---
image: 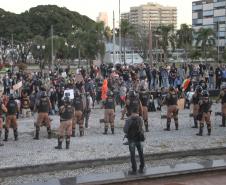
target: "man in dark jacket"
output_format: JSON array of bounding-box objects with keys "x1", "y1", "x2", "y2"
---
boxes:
[{"x1": 124, "y1": 113, "x2": 145, "y2": 175}]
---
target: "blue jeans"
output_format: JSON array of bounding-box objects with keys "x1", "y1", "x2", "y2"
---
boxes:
[{"x1": 129, "y1": 141, "x2": 145, "y2": 172}]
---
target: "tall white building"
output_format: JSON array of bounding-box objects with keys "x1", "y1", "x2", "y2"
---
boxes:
[
  {"x1": 192, "y1": 0, "x2": 226, "y2": 50},
  {"x1": 121, "y1": 3, "x2": 177, "y2": 31},
  {"x1": 96, "y1": 12, "x2": 108, "y2": 27}
]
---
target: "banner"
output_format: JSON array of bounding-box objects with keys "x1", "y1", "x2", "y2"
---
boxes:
[
  {"x1": 13, "y1": 81, "x2": 23, "y2": 91},
  {"x1": 63, "y1": 89, "x2": 74, "y2": 100}
]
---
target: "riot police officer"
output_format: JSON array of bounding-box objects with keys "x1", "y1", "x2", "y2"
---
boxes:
[
  {"x1": 196, "y1": 90, "x2": 212, "y2": 136},
  {"x1": 21, "y1": 92, "x2": 31, "y2": 118},
  {"x1": 4, "y1": 94, "x2": 19, "y2": 141},
  {"x1": 191, "y1": 85, "x2": 203, "y2": 128},
  {"x1": 121, "y1": 90, "x2": 143, "y2": 120},
  {"x1": 0, "y1": 97, "x2": 7, "y2": 146},
  {"x1": 139, "y1": 87, "x2": 150, "y2": 132},
  {"x1": 162, "y1": 87, "x2": 179, "y2": 131},
  {"x1": 55, "y1": 97, "x2": 74, "y2": 149},
  {"x1": 218, "y1": 83, "x2": 226, "y2": 127},
  {"x1": 103, "y1": 91, "x2": 115, "y2": 135},
  {"x1": 34, "y1": 91, "x2": 52, "y2": 140},
  {"x1": 72, "y1": 90, "x2": 84, "y2": 137}
]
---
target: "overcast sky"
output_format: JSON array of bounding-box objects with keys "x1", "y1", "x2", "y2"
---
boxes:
[{"x1": 0, "y1": 0, "x2": 194, "y2": 28}]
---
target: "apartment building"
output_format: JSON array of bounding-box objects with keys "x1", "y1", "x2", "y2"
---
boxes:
[
  {"x1": 192, "y1": 0, "x2": 226, "y2": 49},
  {"x1": 121, "y1": 3, "x2": 177, "y2": 31}
]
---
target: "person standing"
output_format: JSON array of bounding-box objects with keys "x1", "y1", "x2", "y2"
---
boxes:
[
  {"x1": 102, "y1": 91, "x2": 115, "y2": 135},
  {"x1": 139, "y1": 87, "x2": 150, "y2": 132},
  {"x1": 0, "y1": 97, "x2": 7, "y2": 146},
  {"x1": 4, "y1": 94, "x2": 19, "y2": 141},
  {"x1": 72, "y1": 90, "x2": 84, "y2": 137},
  {"x1": 55, "y1": 97, "x2": 74, "y2": 149},
  {"x1": 33, "y1": 91, "x2": 52, "y2": 140},
  {"x1": 84, "y1": 92, "x2": 93, "y2": 128},
  {"x1": 196, "y1": 90, "x2": 212, "y2": 136},
  {"x1": 162, "y1": 87, "x2": 179, "y2": 131},
  {"x1": 217, "y1": 84, "x2": 226, "y2": 127},
  {"x1": 191, "y1": 85, "x2": 203, "y2": 128},
  {"x1": 124, "y1": 112, "x2": 145, "y2": 175}
]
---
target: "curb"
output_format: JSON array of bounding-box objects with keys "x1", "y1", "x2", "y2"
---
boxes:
[{"x1": 1, "y1": 147, "x2": 226, "y2": 178}]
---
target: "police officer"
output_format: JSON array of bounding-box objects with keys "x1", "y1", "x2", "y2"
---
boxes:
[
  {"x1": 162, "y1": 87, "x2": 179, "y2": 131},
  {"x1": 84, "y1": 92, "x2": 93, "y2": 128},
  {"x1": 72, "y1": 90, "x2": 84, "y2": 137},
  {"x1": 191, "y1": 85, "x2": 203, "y2": 128},
  {"x1": 0, "y1": 97, "x2": 7, "y2": 146},
  {"x1": 55, "y1": 97, "x2": 74, "y2": 149},
  {"x1": 217, "y1": 83, "x2": 226, "y2": 127},
  {"x1": 196, "y1": 90, "x2": 212, "y2": 136},
  {"x1": 34, "y1": 91, "x2": 52, "y2": 140},
  {"x1": 4, "y1": 94, "x2": 19, "y2": 141},
  {"x1": 121, "y1": 90, "x2": 143, "y2": 120},
  {"x1": 139, "y1": 87, "x2": 150, "y2": 132},
  {"x1": 103, "y1": 91, "x2": 115, "y2": 135}
]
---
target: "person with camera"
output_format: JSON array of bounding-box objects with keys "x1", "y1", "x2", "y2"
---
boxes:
[{"x1": 123, "y1": 111, "x2": 145, "y2": 175}]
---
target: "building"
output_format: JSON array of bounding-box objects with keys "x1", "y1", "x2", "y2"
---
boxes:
[
  {"x1": 121, "y1": 3, "x2": 177, "y2": 31},
  {"x1": 192, "y1": 0, "x2": 226, "y2": 50},
  {"x1": 96, "y1": 12, "x2": 108, "y2": 27}
]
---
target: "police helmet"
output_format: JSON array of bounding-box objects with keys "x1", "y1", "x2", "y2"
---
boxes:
[
  {"x1": 195, "y1": 85, "x2": 203, "y2": 94},
  {"x1": 129, "y1": 90, "x2": 137, "y2": 97},
  {"x1": 168, "y1": 86, "x2": 175, "y2": 92},
  {"x1": 64, "y1": 96, "x2": 71, "y2": 104},
  {"x1": 41, "y1": 91, "x2": 47, "y2": 98},
  {"x1": 202, "y1": 90, "x2": 209, "y2": 97},
  {"x1": 9, "y1": 94, "x2": 14, "y2": 100},
  {"x1": 75, "y1": 89, "x2": 80, "y2": 96},
  {"x1": 107, "y1": 90, "x2": 113, "y2": 97}
]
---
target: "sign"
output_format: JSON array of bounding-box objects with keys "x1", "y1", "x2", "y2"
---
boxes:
[
  {"x1": 63, "y1": 89, "x2": 74, "y2": 100},
  {"x1": 13, "y1": 81, "x2": 23, "y2": 91},
  {"x1": 62, "y1": 72, "x2": 67, "y2": 78}
]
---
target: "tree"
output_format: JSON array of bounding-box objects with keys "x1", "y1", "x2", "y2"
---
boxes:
[
  {"x1": 195, "y1": 28, "x2": 215, "y2": 63},
  {"x1": 104, "y1": 26, "x2": 112, "y2": 42},
  {"x1": 156, "y1": 24, "x2": 175, "y2": 62},
  {"x1": 176, "y1": 24, "x2": 193, "y2": 60}
]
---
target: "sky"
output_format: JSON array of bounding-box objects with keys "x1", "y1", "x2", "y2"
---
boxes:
[{"x1": 0, "y1": 0, "x2": 194, "y2": 28}]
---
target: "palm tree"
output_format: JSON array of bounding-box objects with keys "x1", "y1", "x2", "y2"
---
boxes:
[
  {"x1": 176, "y1": 24, "x2": 193, "y2": 60},
  {"x1": 156, "y1": 24, "x2": 175, "y2": 62},
  {"x1": 120, "y1": 20, "x2": 135, "y2": 64},
  {"x1": 195, "y1": 28, "x2": 215, "y2": 63}
]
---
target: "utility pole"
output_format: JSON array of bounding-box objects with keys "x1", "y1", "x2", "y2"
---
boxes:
[
  {"x1": 148, "y1": 20, "x2": 153, "y2": 65},
  {"x1": 51, "y1": 25, "x2": 54, "y2": 71},
  {"x1": 217, "y1": 20, "x2": 220, "y2": 63},
  {"x1": 113, "y1": 11, "x2": 116, "y2": 64},
  {"x1": 119, "y1": 0, "x2": 122, "y2": 64}
]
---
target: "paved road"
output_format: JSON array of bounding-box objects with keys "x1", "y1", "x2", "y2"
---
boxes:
[{"x1": 111, "y1": 171, "x2": 226, "y2": 185}]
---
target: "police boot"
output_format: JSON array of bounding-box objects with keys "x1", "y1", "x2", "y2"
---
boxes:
[
  {"x1": 111, "y1": 127, "x2": 114, "y2": 134},
  {"x1": 207, "y1": 128, "x2": 211, "y2": 136},
  {"x1": 103, "y1": 128, "x2": 108, "y2": 135},
  {"x1": 33, "y1": 126, "x2": 40, "y2": 140},
  {"x1": 220, "y1": 116, "x2": 226, "y2": 127},
  {"x1": 175, "y1": 123, "x2": 179, "y2": 130},
  {"x1": 79, "y1": 130, "x2": 84, "y2": 137},
  {"x1": 145, "y1": 121, "x2": 149, "y2": 132},
  {"x1": 196, "y1": 127, "x2": 203, "y2": 136},
  {"x1": 192, "y1": 118, "x2": 198, "y2": 128},
  {"x1": 55, "y1": 137, "x2": 62, "y2": 149},
  {"x1": 3, "y1": 128, "x2": 9, "y2": 141},
  {"x1": 72, "y1": 129, "x2": 75, "y2": 137},
  {"x1": 66, "y1": 136, "x2": 70, "y2": 149},
  {"x1": 164, "y1": 122, "x2": 170, "y2": 131},
  {"x1": 14, "y1": 128, "x2": 18, "y2": 141},
  {"x1": 47, "y1": 127, "x2": 51, "y2": 139},
  {"x1": 0, "y1": 130, "x2": 4, "y2": 146}
]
